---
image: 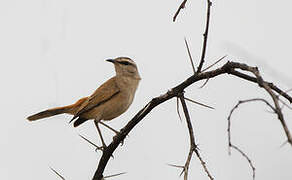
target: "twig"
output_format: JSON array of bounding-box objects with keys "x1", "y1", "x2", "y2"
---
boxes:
[
  {"x1": 179, "y1": 93, "x2": 214, "y2": 180},
  {"x1": 50, "y1": 166, "x2": 65, "y2": 180},
  {"x1": 227, "y1": 98, "x2": 274, "y2": 180},
  {"x1": 227, "y1": 98, "x2": 275, "y2": 153},
  {"x1": 179, "y1": 94, "x2": 194, "y2": 180},
  {"x1": 173, "y1": 0, "x2": 188, "y2": 22},
  {"x1": 230, "y1": 144, "x2": 256, "y2": 180},
  {"x1": 184, "y1": 38, "x2": 196, "y2": 74},
  {"x1": 197, "y1": 0, "x2": 212, "y2": 73}
]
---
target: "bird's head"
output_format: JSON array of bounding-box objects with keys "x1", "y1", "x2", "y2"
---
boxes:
[{"x1": 106, "y1": 57, "x2": 141, "y2": 80}]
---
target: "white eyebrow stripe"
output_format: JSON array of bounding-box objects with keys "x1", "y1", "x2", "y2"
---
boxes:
[{"x1": 116, "y1": 58, "x2": 136, "y2": 66}]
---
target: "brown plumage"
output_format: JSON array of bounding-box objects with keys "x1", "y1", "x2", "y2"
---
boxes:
[
  {"x1": 27, "y1": 97, "x2": 88, "y2": 121},
  {"x1": 27, "y1": 57, "x2": 141, "y2": 128}
]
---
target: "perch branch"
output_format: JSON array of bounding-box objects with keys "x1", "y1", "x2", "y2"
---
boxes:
[{"x1": 92, "y1": 61, "x2": 292, "y2": 180}]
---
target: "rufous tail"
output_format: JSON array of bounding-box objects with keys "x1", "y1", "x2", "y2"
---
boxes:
[{"x1": 27, "y1": 97, "x2": 87, "y2": 121}]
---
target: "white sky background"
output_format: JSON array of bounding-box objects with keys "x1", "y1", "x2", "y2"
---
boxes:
[{"x1": 0, "y1": 0, "x2": 292, "y2": 179}]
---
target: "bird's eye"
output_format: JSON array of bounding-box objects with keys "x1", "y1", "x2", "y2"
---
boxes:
[{"x1": 118, "y1": 61, "x2": 131, "y2": 65}]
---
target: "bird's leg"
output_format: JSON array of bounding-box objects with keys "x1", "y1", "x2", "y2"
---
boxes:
[
  {"x1": 99, "y1": 121, "x2": 128, "y2": 146},
  {"x1": 94, "y1": 120, "x2": 107, "y2": 149},
  {"x1": 99, "y1": 121, "x2": 120, "y2": 135}
]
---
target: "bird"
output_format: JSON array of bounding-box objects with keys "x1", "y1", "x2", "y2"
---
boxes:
[{"x1": 27, "y1": 57, "x2": 141, "y2": 147}]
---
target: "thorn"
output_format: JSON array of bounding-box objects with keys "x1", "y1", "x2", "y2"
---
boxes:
[
  {"x1": 279, "y1": 140, "x2": 288, "y2": 148},
  {"x1": 167, "y1": 163, "x2": 185, "y2": 177},
  {"x1": 176, "y1": 97, "x2": 183, "y2": 122},
  {"x1": 184, "y1": 97, "x2": 215, "y2": 109},
  {"x1": 78, "y1": 134, "x2": 103, "y2": 151},
  {"x1": 199, "y1": 77, "x2": 210, "y2": 89},
  {"x1": 167, "y1": 163, "x2": 185, "y2": 169},
  {"x1": 184, "y1": 38, "x2": 196, "y2": 74},
  {"x1": 104, "y1": 172, "x2": 127, "y2": 179},
  {"x1": 49, "y1": 166, "x2": 65, "y2": 180},
  {"x1": 179, "y1": 168, "x2": 185, "y2": 177},
  {"x1": 202, "y1": 55, "x2": 227, "y2": 72}
]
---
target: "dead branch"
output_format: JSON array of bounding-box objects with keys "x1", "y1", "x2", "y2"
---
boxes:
[
  {"x1": 227, "y1": 98, "x2": 275, "y2": 180},
  {"x1": 232, "y1": 65, "x2": 292, "y2": 144},
  {"x1": 179, "y1": 93, "x2": 214, "y2": 180},
  {"x1": 92, "y1": 61, "x2": 292, "y2": 180},
  {"x1": 178, "y1": 93, "x2": 196, "y2": 180},
  {"x1": 91, "y1": 1, "x2": 292, "y2": 179},
  {"x1": 230, "y1": 144, "x2": 256, "y2": 180}
]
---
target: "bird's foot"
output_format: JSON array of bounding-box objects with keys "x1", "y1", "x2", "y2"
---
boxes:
[{"x1": 112, "y1": 132, "x2": 129, "y2": 146}]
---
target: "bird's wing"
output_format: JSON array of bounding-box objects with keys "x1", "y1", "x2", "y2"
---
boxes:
[{"x1": 70, "y1": 77, "x2": 120, "y2": 122}]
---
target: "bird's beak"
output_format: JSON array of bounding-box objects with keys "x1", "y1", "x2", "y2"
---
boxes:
[{"x1": 106, "y1": 59, "x2": 115, "y2": 63}]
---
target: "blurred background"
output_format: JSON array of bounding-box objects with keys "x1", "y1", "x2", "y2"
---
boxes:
[{"x1": 0, "y1": 0, "x2": 292, "y2": 179}]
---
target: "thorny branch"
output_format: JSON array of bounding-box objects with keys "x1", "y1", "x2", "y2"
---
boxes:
[
  {"x1": 173, "y1": 0, "x2": 213, "y2": 72},
  {"x1": 92, "y1": 61, "x2": 292, "y2": 180},
  {"x1": 178, "y1": 93, "x2": 195, "y2": 180},
  {"x1": 197, "y1": 0, "x2": 212, "y2": 73},
  {"x1": 179, "y1": 93, "x2": 214, "y2": 180},
  {"x1": 227, "y1": 98, "x2": 275, "y2": 180},
  {"x1": 90, "y1": 1, "x2": 292, "y2": 180},
  {"x1": 229, "y1": 144, "x2": 256, "y2": 180},
  {"x1": 231, "y1": 65, "x2": 292, "y2": 145}
]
